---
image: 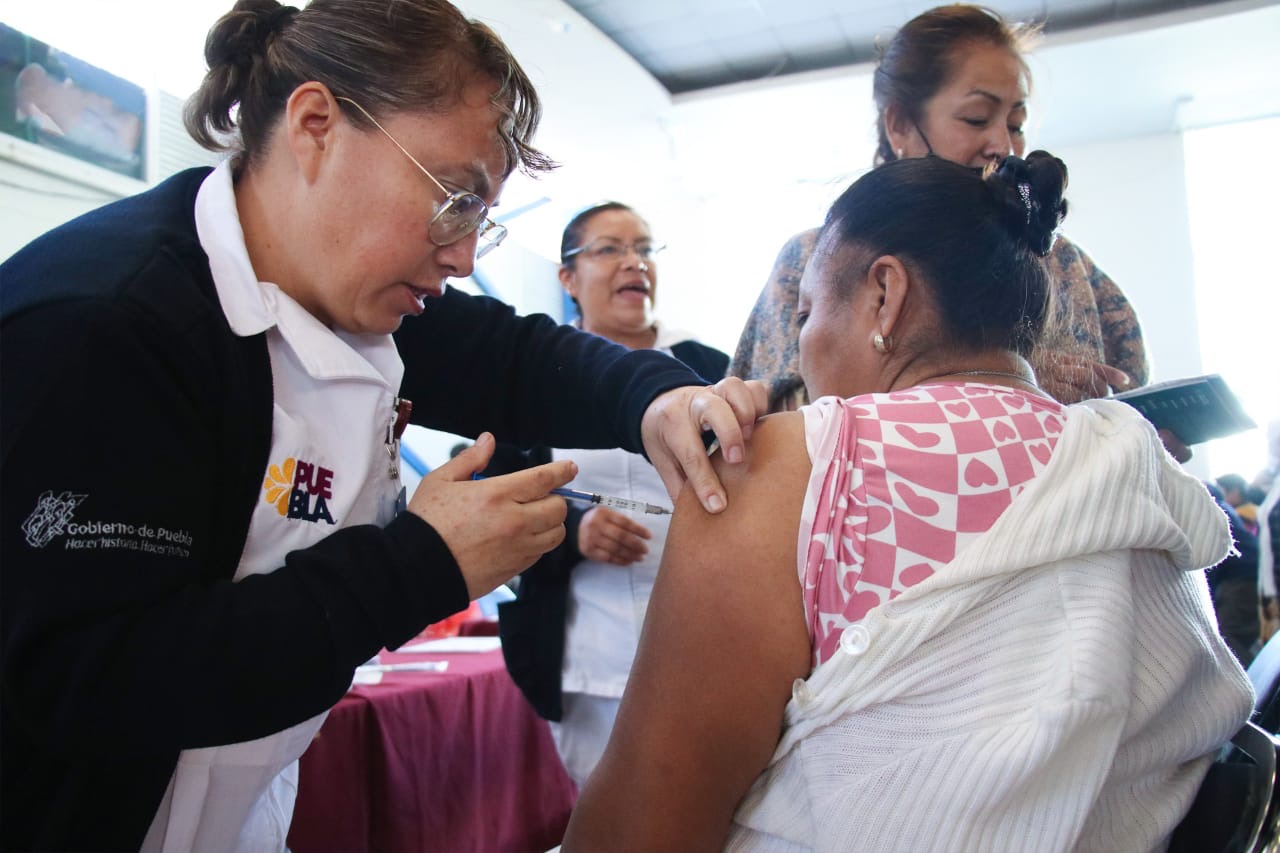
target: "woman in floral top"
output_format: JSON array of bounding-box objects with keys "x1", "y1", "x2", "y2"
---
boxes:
[{"x1": 731, "y1": 4, "x2": 1149, "y2": 413}]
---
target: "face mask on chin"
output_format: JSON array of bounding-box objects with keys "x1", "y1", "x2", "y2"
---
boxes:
[{"x1": 910, "y1": 121, "x2": 998, "y2": 176}]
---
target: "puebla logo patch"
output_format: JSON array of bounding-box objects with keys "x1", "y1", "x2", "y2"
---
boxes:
[{"x1": 264, "y1": 457, "x2": 337, "y2": 525}]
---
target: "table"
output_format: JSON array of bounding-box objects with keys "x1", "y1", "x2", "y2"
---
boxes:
[
  {"x1": 458, "y1": 618, "x2": 499, "y2": 637},
  {"x1": 287, "y1": 646, "x2": 577, "y2": 853}
]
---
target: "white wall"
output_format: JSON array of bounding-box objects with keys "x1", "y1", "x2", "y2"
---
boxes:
[
  {"x1": 1045, "y1": 132, "x2": 1201, "y2": 385},
  {"x1": 658, "y1": 70, "x2": 879, "y2": 355},
  {"x1": 1042, "y1": 132, "x2": 1213, "y2": 478},
  {"x1": 1182, "y1": 117, "x2": 1280, "y2": 481},
  {"x1": 0, "y1": 147, "x2": 130, "y2": 260},
  {"x1": 455, "y1": 0, "x2": 681, "y2": 269}
]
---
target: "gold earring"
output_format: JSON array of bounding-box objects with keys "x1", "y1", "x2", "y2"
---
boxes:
[{"x1": 873, "y1": 333, "x2": 893, "y2": 354}]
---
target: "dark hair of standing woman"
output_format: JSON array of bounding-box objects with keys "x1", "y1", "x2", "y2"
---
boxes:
[
  {"x1": 872, "y1": 5, "x2": 1041, "y2": 166},
  {"x1": 184, "y1": 0, "x2": 553, "y2": 177},
  {"x1": 820, "y1": 150, "x2": 1068, "y2": 357}
]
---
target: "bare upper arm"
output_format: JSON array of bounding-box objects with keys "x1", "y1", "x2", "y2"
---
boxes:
[{"x1": 563, "y1": 412, "x2": 813, "y2": 852}]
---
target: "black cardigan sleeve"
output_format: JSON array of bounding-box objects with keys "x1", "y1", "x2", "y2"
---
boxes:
[{"x1": 393, "y1": 287, "x2": 707, "y2": 453}]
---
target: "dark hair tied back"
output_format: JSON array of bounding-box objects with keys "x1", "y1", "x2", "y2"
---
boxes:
[
  {"x1": 187, "y1": 0, "x2": 297, "y2": 153},
  {"x1": 819, "y1": 152, "x2": 1070, "y2": 358},
  {"x1": 987, "y1": 151, "x2": 1068, "y2": 256},
  {"x1": 267, "y1": 4, "x2": 299, "y2": 31},
  {"x1": 204, "y1": 1, "x2": 294, "y2": 71}
]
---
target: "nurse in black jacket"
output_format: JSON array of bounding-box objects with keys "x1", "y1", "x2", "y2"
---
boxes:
[{"x1": 0, "y1": 2, "x2": 764, "y2": 850}]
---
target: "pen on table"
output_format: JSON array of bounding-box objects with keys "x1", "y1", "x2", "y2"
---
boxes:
[{"x1": 471, "y1": 474, "x2": 671, "y2": 516}]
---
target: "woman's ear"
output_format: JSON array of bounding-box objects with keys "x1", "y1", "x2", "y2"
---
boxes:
[
  {"x1": 883, "y1": 103, "x2": 913, "y2": 159},
  {"x1": 558, "y1": 264, "x2": 576, "y2": 297},
  {"x1": 283, "y1": 82, "x2": 341, "y2": 183},
  {"x1": 868, "y1": 255, "x2": 911, "y2": 341}
]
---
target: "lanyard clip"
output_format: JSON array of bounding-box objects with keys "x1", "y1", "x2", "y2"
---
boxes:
[
  {"x1": 386, "y1": 398, "x2": 413, "y2": 480},
  {"x1": 392, "y1": 398, "x2": 413, "y2": 440}
]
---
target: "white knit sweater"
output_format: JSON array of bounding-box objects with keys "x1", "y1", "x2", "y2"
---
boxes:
[{"x1": 727, "y1": 399, "x2": 1255, "y2": 853}]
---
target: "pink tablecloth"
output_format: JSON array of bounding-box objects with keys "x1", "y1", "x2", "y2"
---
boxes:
[{"x1": 287, "y1": 647, "x2": 576, "y2": 853}]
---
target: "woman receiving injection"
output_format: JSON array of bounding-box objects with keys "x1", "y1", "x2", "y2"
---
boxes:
[{"x1": 484, "y1": 202, "x2": 728, "y2": 787}]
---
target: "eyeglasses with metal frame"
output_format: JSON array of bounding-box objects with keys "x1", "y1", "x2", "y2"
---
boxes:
[
  {"x1": 336, "y1": 96, "x2": 507, "y2": 259},
  {"x1": 562, "y1": 239, "x2": 666, "y2": 264}
]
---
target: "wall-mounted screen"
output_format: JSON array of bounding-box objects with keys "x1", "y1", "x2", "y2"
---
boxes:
[{"x1": 1, "y1": 22, "x2": 146, "y2": 180}]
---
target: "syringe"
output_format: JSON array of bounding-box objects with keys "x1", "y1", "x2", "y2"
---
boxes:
[
  {"x1": 551, "y1": 487, "x2": 671, "y2": 516},
  {"x1": 469, "y1": 474, "x2": 671, "y2": 515}
]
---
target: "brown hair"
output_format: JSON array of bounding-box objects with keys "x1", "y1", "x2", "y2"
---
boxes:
[
  {"x1": 184, "y1": 0, "x2": 553, "y2": 177},
  {"x1": 872, "y1": 5, "x2": 1040, "y2": 166}
]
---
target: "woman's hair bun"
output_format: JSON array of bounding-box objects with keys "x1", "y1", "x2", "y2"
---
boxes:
[
  {"x1": 204, "y1": 0, "x2": 297, "y2": 72},
  {"x1": 186, "y1": 0, "x2": 298, "y2": 151},
  {"x1": 988, "y1": 151, "x2": 1069, "y2": 256}
]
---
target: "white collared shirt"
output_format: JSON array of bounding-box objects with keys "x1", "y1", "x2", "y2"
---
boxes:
[
  {"x1": 197, "y1": 159, "x2": 406, "y2": 576},
  {"x1": 142, "y1": 160, "x2": 406, "y2": 853}
]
